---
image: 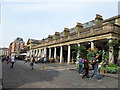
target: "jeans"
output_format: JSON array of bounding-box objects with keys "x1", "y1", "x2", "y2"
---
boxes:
[
  {"x1": 90, "y1": 63, "x2": 100, "y2": 80},
  {"x1": 11, "y1": 62, "x2": 14, "y2": 68},
  {"x1": 79, "y1": 65, "x2": 82, "y2": 74},
  {"x1": 82, "y1": 68, "x2": 89, "y2": 78}
]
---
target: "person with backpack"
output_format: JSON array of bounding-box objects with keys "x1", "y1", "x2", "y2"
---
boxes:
[
  {"x1": 90, "y1": 54, "x2": 101, "y2": 81},
  {"x1": 78, "y1": 57, "x2": 83, "y2": 75}
]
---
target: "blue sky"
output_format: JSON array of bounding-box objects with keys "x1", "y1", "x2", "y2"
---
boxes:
[{"x1": 0, "y1": 0, "x2": 119, "y2": 48}]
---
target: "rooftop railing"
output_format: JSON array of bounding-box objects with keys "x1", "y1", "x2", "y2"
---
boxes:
[{"x1": 32, "y1": 23, "x2": 120, "y2": 49}]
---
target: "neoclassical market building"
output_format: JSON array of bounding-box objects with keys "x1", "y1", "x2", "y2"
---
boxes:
[{"x1": 27, "y1": 14, "x2": 120, "y2": 64}]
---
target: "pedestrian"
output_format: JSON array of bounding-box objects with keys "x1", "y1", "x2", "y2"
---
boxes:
[
  {"x1": 30, "y1": 56, "x2": 35, "y2": 70},
  {"x1": 78, "y1": 57, "x2": 83, "y2": 75},
  {"x1": 2, "y1": 56, "x2": 6, "y2": 62},
  {"x1": 10, "y1": 56, "x2": 15, "y2": 68},
  {"x1": 82, "y1": 59, "x2": 89, "y2": 79},
  {"x1": 6, "y1": 56, "x2": 10, "y2": 64},
  {"x1": 24, "y1": 57, "x2": 28, "y2": 64},
  {"x1": 90, "y1": 54, "x2": 101, "y2": 80},
  {"x1": 43, "y1": 57, "x2": 47, "y2": 63},
  {"x1": 35, "y1": 57, "x2": 38, "y2": 64}
]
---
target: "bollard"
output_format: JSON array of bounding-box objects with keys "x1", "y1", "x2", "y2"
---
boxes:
[{"x1": 41, "y1": 64, "x2": 45, "y2": 71}]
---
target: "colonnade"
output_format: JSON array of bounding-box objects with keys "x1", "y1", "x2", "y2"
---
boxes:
[
  {"x1": 27, "y1": 39, "x2": 115, "y2": 64},
  {"x1": 27, "y1": 41, "x2": 98, "y2": 64}
]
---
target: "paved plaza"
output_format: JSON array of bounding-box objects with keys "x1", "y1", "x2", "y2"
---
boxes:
[{"x1": 2, "y1": 60, "x2": 119, "y2": 88}]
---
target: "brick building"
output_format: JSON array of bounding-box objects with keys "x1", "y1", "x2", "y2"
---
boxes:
[{"x1": 9, "y1": 37, "x2": 25, "y2": 56}]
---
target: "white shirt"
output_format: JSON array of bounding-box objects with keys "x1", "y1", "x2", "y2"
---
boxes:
[{"x1": 11, "y1": 57, "x2": 15, "y2": 62}]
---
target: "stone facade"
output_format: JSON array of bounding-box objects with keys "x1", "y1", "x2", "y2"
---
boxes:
[{"x1": 27, "y1": 14, "x2": 120, "y2": 64}]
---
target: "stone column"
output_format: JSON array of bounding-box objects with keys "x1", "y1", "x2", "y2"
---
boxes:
[
  {"x1": 41, "y1": 49, "x2": 43, "y2": 57},
  {"x1": 54, "y1": 47, "x2": 57, "y2": 60},
  {"x1": 44, "y1": 48, "x2": 47, "y2": 57},
  {"x1": 77, "y1": 43, "x2": 80, "y2": 59},
  {"x1": 117, "y1": 46, "x2": 120, "y2": 65},
  {"x1": 30, "y1": 50, "x2": 32, "y2": 57},
  {"x1": 91, "y1": 41, "x2": 94, "y2": 49},
  {"x1": 60, "y1": 46, "x2": 63, "y2": 63},
  {"x1": 67, "y1": 45, "x2": 71, "y2": 64},
  {"x1": 109, "y1": 39, "x2": 114, "y2": 64},
  {"x1": 49, "y1": 48, "x2": 51, "y2": 59}
]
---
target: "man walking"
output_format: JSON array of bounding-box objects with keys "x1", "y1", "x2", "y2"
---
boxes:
[
  {"x1": 90, "y1": 54, "x2": 101, "y2": 80},
  {"x1": 10, "y1": 56, "x2": 15, "y2": 68}
]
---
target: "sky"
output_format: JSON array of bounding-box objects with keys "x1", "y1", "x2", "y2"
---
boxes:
[{"x1": 0, "y1": 0, "x2": 119, "y2": 48}]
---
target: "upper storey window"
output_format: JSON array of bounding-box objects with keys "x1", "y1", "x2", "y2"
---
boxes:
[{"x1": 83, "y1": 20, "x2": 95, "y2": 28}]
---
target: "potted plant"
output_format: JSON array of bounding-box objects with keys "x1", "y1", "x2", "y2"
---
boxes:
[
  {"x1": 106, "y1": 64, "x2": 118, "y2": 74},
  {"x1": 99, "y1": 65, "x2": 106, "y2": 74}
]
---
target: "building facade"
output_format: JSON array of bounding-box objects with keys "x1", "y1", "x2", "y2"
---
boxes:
[
  {"x1": 27, "y1": 14, "x2": 120, "y2": 64},
  {"x1": 0, "y1": 48, "x2": 8, "y2": 56},
  {"x1": 9, "y1": 37, "x2": 25, "y2": 56}
]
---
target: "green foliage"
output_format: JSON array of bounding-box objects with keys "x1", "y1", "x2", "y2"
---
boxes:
[
  {"x1": 86, "y1": 48, "x2": 99, "y2": 62},
  {"x1": 106, "y1": 64, "x2": 118, "y2": 73},
  {"x1": 107, "y1": 39, "x2": 120, "y2": 47},
  {"x1": 73, "y1": 45, "x2": 87, "y2": 59}
]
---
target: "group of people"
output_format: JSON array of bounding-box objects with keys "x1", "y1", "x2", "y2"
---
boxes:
[
  {"x1": 1, "y1": 56, "x2": 15, "y2": 68},
  {"x1": 24, "y1": 56, "x2": 47, "y2": 70},
  {"x1": 78, "y1": 54, "x2": 101, "y2": 81}
]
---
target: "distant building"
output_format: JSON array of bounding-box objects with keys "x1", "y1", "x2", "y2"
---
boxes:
[
  {"x1": 0, "y1": 48, "x2": 8, "y2": 56},
  {"x1": 9, "y1": 37, "x2": 25, "y2": 56}
]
